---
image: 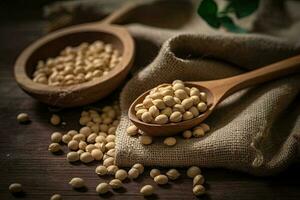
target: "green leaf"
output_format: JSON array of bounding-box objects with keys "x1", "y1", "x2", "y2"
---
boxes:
[
  {"x1": 231, "y1": 0, "x2": 259, "y2": 18},
  {"x1": 197, "y1": 0, "x2": 220, "y2": 28},
  {"x1": 219, "y1": 16, "x2": 247, "y2": 33}
]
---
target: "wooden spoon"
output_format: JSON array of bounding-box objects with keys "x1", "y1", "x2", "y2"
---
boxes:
[
  {"x1": 14, "y1": 3, "x2": 136, "y2": 107},
  {"x1": 129, "y1": 55, "x2": 300, "y2": 136}
]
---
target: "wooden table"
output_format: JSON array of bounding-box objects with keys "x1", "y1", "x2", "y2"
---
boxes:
[{"x1": 0, "y1": 3, "x2": 300, "y2": 200}]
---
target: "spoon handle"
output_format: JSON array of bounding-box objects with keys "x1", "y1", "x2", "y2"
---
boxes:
[
  {"x1": 201, "y1": 54, "x2": 300, "y2": 102},
  {"x1": 101, "y1": 2, "x2": 138, "y2": 25}
]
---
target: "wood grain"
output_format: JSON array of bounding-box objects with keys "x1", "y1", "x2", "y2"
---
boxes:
[{"x1": 0, "y1": 4, "x2": 300, "y2": 200}]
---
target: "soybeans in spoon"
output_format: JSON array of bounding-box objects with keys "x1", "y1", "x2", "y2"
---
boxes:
[
  {"x1": 134, "y1": 80, "x2": 208, "y2": 125},
  {"x1": 129, "y1": 55, "x2": 300, "y2": 136}
]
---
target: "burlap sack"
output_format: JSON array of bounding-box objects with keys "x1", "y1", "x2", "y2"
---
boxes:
[
  {"x1": 114, "y1": 1, "x2": 300, "y2": 176},
  {"x1": 116, "y1": 32, "x2": 300, "y2": 176},
  {"x1": 45, "y1": 0, "x2": 300, "y2": 175}
]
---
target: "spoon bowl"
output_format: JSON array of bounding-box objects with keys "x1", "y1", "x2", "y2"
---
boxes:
[
  {"x1": 129, "y1": 55, "x2": 300, "y2": 136},
  {"x1": 129, "y1": 83, "x2": 215, "y2": 136},
  {"x1": 14, "y1": 3, "x2": 136, "y2": 107}
]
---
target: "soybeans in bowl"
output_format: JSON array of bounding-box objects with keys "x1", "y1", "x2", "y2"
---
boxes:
[{"x1": 32, "y1": 40, "x2": 122, "y2": 87}]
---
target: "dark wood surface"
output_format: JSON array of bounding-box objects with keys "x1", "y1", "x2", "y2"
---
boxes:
[{"x1": 1, "y1": 3, "x2": 300, "y2": 200}]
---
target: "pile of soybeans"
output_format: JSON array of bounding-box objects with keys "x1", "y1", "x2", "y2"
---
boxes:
[
  {"x1": 32, "y1": 41, "x2": 122, "y2": 86},
  {"x1": 134, "y1": 80, "x2": 208, "y2": 124},
  {"x1": 12, "y1": 100, "x2": 208, "y2": 199}
]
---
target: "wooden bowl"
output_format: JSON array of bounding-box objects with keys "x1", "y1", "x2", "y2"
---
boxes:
[
  {"x1": 14, "y1": 24, "x2": 134, "y2": 107},
  {"x1": 14, "y1": 5, "x2": 135, "y2": 107}
]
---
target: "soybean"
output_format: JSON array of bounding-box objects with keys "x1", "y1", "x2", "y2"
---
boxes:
[
  {"x1": 109, "y1": 179, "x2": 123, "y2": 189},
  {"x1": 193, "y1": 174, "x2": 205, "y2": 186},
  {"x1": 67, "y1": 152, "x2": 79, "y2": 162},
  {"x1": 128, "y1": 168, "x2": 139, "y2": 179},
  {"x1": 166, "y1": 169, "x2": 180, "y2": 180},
  {"x1": 187, "y1": 166, "x2": 201, "y2": 178},
  {"x1": 115, "y1": 169, "x2": 127, "y2": 181},
  {"x1": 50, "y1": 114, "x2": 61, "y2": 125},
  {"x1": 96, "y1": 182, "x2": 109, "y2": 194},
  {"x1": 80, "y1": 152, "x2": 94, "y2": 163},
  {"x1": 140, "y1": 185, "x2": 154, "y2": 196},
  {"x1": 139, "y1": 135, "x2": 152, "y2": 145},
  {"x1": 51, "y1": 132, "x2": 62, "y2": 143},
  {"x1": 95, "y1": 165, "x2": 108, "y2": 176},
  {"x1": 193, "y1": 185, "x2": 205, "y2": 196},
  {"x1": 69, "y1": 178, "x2": 85, "y2": 189},
  {"x1": 154, "y1": 175, "x2": 168, "y2": 185},
  {"x1": 132, "y1": 163, "x2": 144, "y2": 174},
  {"x1": 48, "y1": 143, "x2": 61, "y2": 153},
  {"x1": 150, "y1": 169, "x2": 160, "y2": 178},
  {"x1": 17, "y1": 113, "x2": 30, "y2": 123},
  {"x1": 9, "y1": 183, "x2": 23, "y2": 194},
  {"x1": 107, "y1": 165, "x2": 119, "y2": 175},
  {"x1": 50, "y1": 194, "x2": 62, "y2": 200},
  {"x1": 163, "y1": 137, "x2": 177, "y2": 146}
]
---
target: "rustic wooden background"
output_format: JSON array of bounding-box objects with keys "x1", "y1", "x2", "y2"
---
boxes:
[{"x1": 0, "y1": 1, "x2": 300, "y2": 200}]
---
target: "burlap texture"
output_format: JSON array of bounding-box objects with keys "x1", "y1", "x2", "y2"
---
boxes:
[
  {"x1": 114, "y1": 1, "x2": 300, "y2": 176},
  {"x1": 45, "y1": 0, "x2": 300, "y2": 175}
]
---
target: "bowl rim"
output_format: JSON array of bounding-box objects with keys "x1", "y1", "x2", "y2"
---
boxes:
[{"x1": 14, "y1": 23, "x2": 135, "y2": 95}]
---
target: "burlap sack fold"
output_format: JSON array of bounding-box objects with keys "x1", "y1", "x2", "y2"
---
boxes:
[{"x1": 115, "y1": 32, "x2": 300, "y2": 175}]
